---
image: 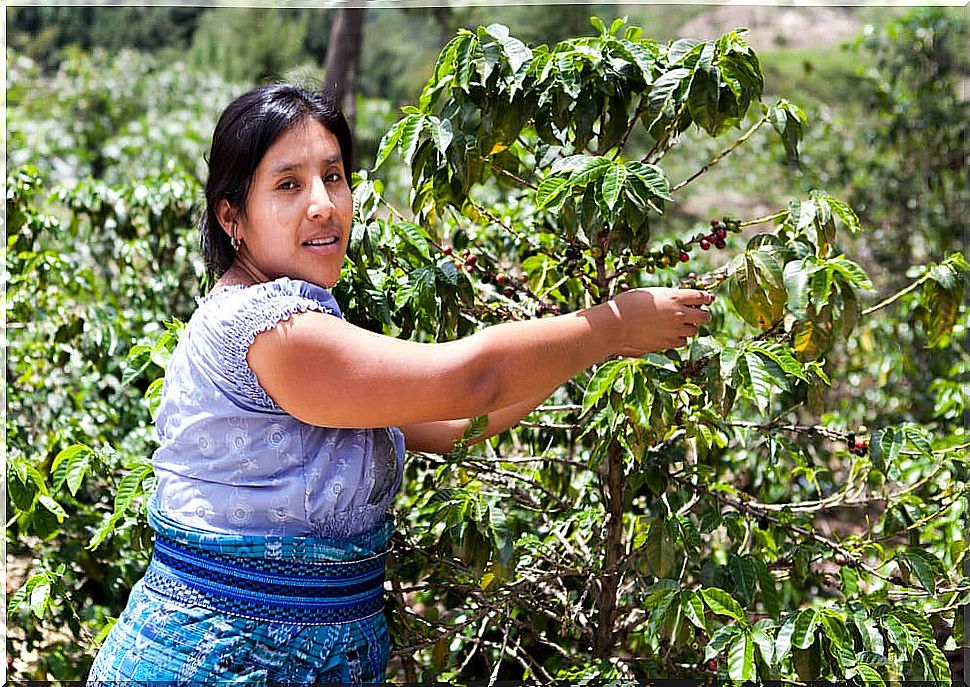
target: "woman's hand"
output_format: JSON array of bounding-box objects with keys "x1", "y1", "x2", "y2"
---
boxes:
[{"x1": 608, "y1": 287, "x2": 715, "y2": 357}]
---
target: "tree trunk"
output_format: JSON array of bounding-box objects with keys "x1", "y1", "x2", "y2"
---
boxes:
[
  {"x1": 322, "y1": 7, "x2": 365, "y2": 127},
  {"x1": 593, "y1": 439, "x2": 625, "y2": 657}
]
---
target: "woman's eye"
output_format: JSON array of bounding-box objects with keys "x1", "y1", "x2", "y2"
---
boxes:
[
  {"x1": 325, "y1": 172, "x2": 343, "y2": 183},
  {"x1": 278, "y1": 180, "x2": 298, "y2": 190}
]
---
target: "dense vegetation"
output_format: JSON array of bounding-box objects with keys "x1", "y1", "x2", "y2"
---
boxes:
[{"x1": 6, "y1": 7, "x2": 967, "y2": 682}]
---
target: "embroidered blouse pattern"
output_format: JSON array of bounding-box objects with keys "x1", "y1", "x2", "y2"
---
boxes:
[{"x1": 152, "y1": 277, "x2": 405, "y2": 539}]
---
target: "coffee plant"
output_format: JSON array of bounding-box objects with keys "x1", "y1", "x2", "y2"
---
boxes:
[{"x1": 6, "y1": 15, "x2": 967, "y2": 682}]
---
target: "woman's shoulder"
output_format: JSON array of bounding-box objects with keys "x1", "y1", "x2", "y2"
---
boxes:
[{"x1": 196, "y1": 276, "x2": 341, "y2": 320}]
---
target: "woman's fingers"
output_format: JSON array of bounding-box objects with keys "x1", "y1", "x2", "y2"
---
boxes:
[{"x1": 678, "y1": 288, "x2": 715, "y2": 306}]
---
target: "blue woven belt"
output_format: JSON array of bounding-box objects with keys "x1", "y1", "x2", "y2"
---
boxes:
[{"x1": 143, "y1": 534, "x2": 387, "y2": 625}]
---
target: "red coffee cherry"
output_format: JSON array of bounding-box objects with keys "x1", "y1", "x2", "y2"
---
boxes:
[
  {"x1": 699, "y1": 239, "x2": 711, "y2": 250},
  {"x1": 714, "y1": 238, "x2": 727, "y2": 250},
  {"x1": 679, "y1": 252, "x2": 689, "y2": 263}
]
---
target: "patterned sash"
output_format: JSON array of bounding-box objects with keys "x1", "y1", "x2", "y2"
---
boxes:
[{"x1": 143, "y1": 501, "x2": 392, "y2": 625}]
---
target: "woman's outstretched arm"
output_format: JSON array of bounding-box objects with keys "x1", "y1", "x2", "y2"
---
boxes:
[{"x1": 247, "y1": 287, "x2": 713, "y2": 430}]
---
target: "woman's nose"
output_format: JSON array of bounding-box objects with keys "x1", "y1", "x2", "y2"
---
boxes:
[{"x1": 307, "y1": 177, "x2": 335, "y2": 219}]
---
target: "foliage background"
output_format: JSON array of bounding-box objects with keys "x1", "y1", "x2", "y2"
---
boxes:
[{"x1": 5, "y1": 3, "x2": 968, "y2": 682}]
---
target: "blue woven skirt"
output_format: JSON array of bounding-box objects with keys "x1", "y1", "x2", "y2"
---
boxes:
[{"x1": 87, "y1": 505, "x2": 394, "y2": 685}]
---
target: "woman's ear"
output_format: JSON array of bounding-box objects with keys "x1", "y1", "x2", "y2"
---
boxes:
[{"x1": 215, "y1": 199, "x2": 236, "y2": 237}]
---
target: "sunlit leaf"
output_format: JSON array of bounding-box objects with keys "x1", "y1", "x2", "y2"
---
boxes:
[{"x1": 701, "y1": 587, "x2": 746, "y2": 623}]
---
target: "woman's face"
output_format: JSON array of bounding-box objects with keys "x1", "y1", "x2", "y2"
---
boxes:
[{"x1": 223, "y1": 117, "x2": 353, "y2": 288}]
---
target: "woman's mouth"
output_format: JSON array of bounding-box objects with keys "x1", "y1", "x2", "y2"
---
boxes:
[{"x1": 303, "y1": 236, "x2": 339, "y2": 247}]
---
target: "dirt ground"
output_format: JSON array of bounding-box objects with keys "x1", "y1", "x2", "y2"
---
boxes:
[{"x1": 677, "y1": 5, "x2": 864, "y2": 52}]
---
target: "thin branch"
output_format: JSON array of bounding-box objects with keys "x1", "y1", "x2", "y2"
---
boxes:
[
  {"x1": 518, "y1": 420, "x2": 581, "y2": 430},
  {"x1": 668, "y1": 472, "x2": 895, "y2": 583},
  {"x1": 643, "y1": 100, "x2": 689, "y2": 163},
  {"x1": 861, "y1": 272, "x2": 933, "y2": 317},
  {"x1": 671, "y1": 113, "x2": 770, "y2": 193},
  {"x1": 485, "y1": 158, "x2": 538, "y2": 191},
  {"x1": 739, "y1": 209, "x2": 788, "y2": 228},
  {"x1": 872, "y1": 487, "x2": 970, "y2": 542},
  {"x1": 612, "y1": 97, "x2": 649, "y2": 159}
]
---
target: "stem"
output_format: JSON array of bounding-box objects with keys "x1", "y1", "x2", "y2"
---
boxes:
[
  {"x1": 671, "y1": 113, "x2": 770, "y2": 193},
  {"x1": 873, "y1": 486, "x2": 969, "y2": 543},
  {"x1": 387, "y1": 556, "x2": 418, "y2": 683},
  {"x1": 739, "y1": 209, "x2": 788, "y2": 228},
  {"x1": 612, "y1": 97, "x2": 649, "y2": 159},
  {"x1": 669, "y1": 472, "x2": 895, "y2": 583},
  {"x1": 593, "y1": 439, "x2": 625, "y2": 657},
  {"x1": 485, "y1": 158, "x2": 538, "y2": 191},
  {"x1": 643, "y1": 100, "x2": 689, "y2": 164},
  {"x1": 861, "y1": 272, "x2": 932, "y2": 317}
]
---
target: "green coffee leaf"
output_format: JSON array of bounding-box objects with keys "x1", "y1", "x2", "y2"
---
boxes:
[
  {"x1": 462, "y1": 415, "x2": 490, "y2": 443},
  {"x1": 879, "y1": 613, "x2": 913, "y2": 659},
  {"x1": 51, "y1": 443, "x2": 94, "y2": 496},
  {"x1": 625, "y1": 161, "x2": 671, "y2": 201},
  {"x1": 701, "y1": 587, "x2": 746, "y2": 623},
  {"x1": 727, "y1": 630, "x2": 756, "y2": 681},
  {"x1": 29, "y1": 577, "x2": 52, "y2": 619},
  {"x1": 38, "y1": 495, "x2": 67, "y2": 523},
  {"x1": 784, "y1": 259, "x2": 810, "y2": 319},
  {"x1": 535, "y1": 176, "x2": 570, "y2": 211},
  {"x1": 375, "y1": 116, "x2": 410, "y2": 170},
  {"x1": 643, "y1": 516, "x2": 677, "y2": 578},
  {"x1": 792, "y1": 607, "x2": 818, "y2": 649},
  {"x1": 728, "y1": 555, "x2": 758, "y2": 606},
  {"x1": 582, "y1": 361, "x2": 624, "y2": 415},
  {"x1": 755, "y1": 558, "x2": 781, "y2": 618},
  {"x1": 600, "y1": 162, "x2": 627, "y2": 212},
  {"x1": 728, "y1": 249, "x2": 786, "y2": 331},
  {"x1": 811, "y1": 191, "x2": 861, "y2": 235},
  {"x1": 681, "y1": 590, "x2": 707, "y2": 632},
  {"x1": 896, "y1": 548, "x2": 943, "y2": 594},
  {"x1": 827, "y1": 255, "x2": 873, "y2": 290},
  {"x1": 751, "y1": 624, "x2": 774, "y2": 666},
  {"x1": 869, "y1": 427, "x2": 902, "y2": 473},
  {"x1": 775, "y1": 613, "x2": 797, "y2": 662},
  {"x1": 853, "y1": 664, "x2": 887, "y2": 687},
  {"x1": 744, "y1": 351, "x2": 774, "y2": 415},
  {"x1": 704, "y1": 623, "x2": 741, "y2": 661},
  {"x1": 749, "y1": 340, "x2": 808, "y2": 383},
  {"x1": 769, "y1": 99, "x2": 805, "y2": 161}
]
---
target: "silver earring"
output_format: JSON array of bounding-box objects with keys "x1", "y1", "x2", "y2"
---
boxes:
[{"x1": 230, "y1": 224, "x2": 241, "y2": 251}]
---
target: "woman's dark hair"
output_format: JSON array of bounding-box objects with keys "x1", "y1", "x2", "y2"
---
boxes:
[{"x1": 200, "y1": 83, "x2": 354, "y2": 280}]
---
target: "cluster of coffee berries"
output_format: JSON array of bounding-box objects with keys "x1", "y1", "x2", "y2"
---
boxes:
[
  {"x1": 846, "y1": 432, "x2": 869, "y2": 456},
  {"x1": 641, "y1": 241, "x2": 692, "y2": 272},
  {"x1": 443, "y1": 245, "x2": 481, "y2": 273},
  {"x1": 639, "y1": 218, "x2": 741, "y2": 273},
  {"x1": 481, "y1": 269, "x2": 521, "y2": 300},
  {"x1": 697, "y1": 218, "x2": 736, "y2": 251},
  {"x1": 696, "y1": 659, "x2": 719, "y2": 673},
  {"x1": 442, "y1": 244, "x2": 533, "y2": 302},
  {"x1": 534, "y1": 301, "x2": 563, "y2": 317},
  {"x1": 680, "y1": 356, "x2": 711, "y2": 378},
  {"x1": 559, "y1": 242, "x2": 585, "y2": 277}
]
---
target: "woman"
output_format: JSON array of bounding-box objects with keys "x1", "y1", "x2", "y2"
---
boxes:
[{"x1": 88, "y1": 83, "x2": 714, "y2": 684}]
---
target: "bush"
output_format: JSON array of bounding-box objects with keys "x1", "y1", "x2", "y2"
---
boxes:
[{"x1": 6, "y1": 14, "x2": 967, "y2": 682}]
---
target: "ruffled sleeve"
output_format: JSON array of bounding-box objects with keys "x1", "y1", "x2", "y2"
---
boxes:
[{"x1": 190, "y1": 278, "x2": 342, "y2": 412}]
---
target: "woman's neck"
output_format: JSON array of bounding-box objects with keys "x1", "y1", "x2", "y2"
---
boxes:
[{"x1": 216, "y1": 258, "x2": 269, "y2": 290}]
